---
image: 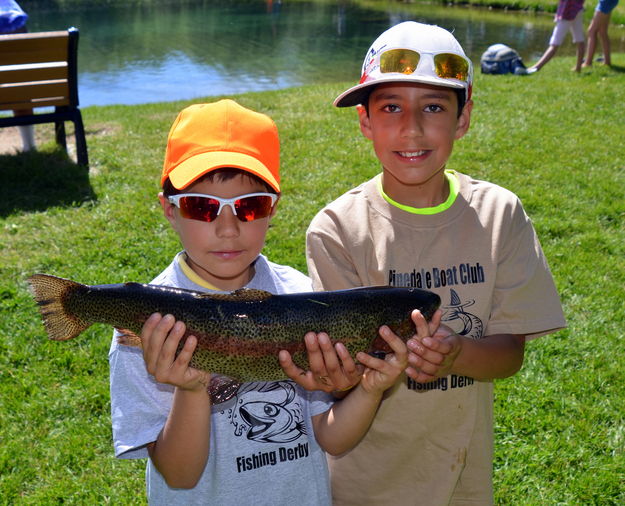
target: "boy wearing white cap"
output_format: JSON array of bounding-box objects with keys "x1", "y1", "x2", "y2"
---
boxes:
[
  {"x1": 285, "y1": 21, "x2": 566, "y2": 504},
  {"x1": 109, "y1": 99, "x2": 408, "y2": 505}
]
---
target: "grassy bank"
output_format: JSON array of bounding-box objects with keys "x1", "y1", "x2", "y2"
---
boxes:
[{"x1": 1, "y1": 54, "x2": 624, "y2": 503}]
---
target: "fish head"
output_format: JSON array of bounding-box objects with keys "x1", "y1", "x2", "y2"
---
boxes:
[{"x1": 240, "y1": 400, "x2": 294, "y2": 440}]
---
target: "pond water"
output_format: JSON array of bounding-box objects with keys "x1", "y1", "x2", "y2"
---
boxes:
[{"x1": 23, "y1": 0, "x2": 625, "y2": 106}]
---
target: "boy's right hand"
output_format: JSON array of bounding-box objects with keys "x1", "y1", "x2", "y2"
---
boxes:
[{"x1": 141, "y1": 313, "x2": 210, "y2": 392}]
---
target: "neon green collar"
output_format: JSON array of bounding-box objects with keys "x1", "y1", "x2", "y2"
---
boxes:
[{"x1": 377, "y1": 170, "x2": 459, "y2": 215}]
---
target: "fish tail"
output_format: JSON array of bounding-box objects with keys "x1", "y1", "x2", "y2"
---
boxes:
[{"x1": 27, "y1": 273, "x2": 91, "y2": 341}]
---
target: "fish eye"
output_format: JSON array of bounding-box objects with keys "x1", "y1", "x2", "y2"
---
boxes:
[{"x1": 264, "y1": 404, "x2": 279, "y2": 416}]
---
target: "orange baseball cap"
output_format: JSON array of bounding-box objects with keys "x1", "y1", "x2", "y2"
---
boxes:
[{"x1": 161, "y1": 99, "x2": 280, "y2": 192}]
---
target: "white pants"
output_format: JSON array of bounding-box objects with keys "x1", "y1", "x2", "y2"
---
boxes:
[{"x1": 550, "y1": 11, "x2": 585, "y2": 46}]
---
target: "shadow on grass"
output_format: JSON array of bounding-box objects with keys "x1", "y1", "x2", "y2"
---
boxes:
[{"x1": 0, "y1": 148, "x2": 96, "y2": 218}]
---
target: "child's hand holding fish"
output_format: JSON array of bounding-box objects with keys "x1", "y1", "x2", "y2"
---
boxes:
[
  {"x1": 310, "y1": 328, "x2": 408, "y2": 456},
  {"x1": 405, "y1": 308, "x2": 462, "y2": 383},
  {"x1": 354, "y1": 325, "x2": 409, "y2": 395},
  {"x1": 280, "y1": 324, "x2": 409, "y2": 396},
  {"x1": 278, "y1": 332, "x2": 364, "y2": 393},
  {"x1": 140, "y1": 313, "x2": 212, "y2": 488},
  {"x1": 141, "y1": 313, "x2": 211, "y2": 393}
]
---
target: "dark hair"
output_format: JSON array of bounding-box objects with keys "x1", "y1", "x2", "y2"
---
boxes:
[
  {"x1": 162, "y1": 167, "x2": 276, "y2": 197},
  {"x1": 362, "y1": 87, "x2": 466, "y2": 118}
]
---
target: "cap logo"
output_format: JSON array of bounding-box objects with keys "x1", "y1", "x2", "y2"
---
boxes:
[{"x1": 360, "y1": 44, "x2": 388, "y2": 83}]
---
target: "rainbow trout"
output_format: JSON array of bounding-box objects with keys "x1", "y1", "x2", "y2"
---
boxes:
[{"x1": 28, "y1": 273, "x2": 440, "y2": 403}]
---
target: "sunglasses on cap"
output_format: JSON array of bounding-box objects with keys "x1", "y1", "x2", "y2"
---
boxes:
[
  {"x1": 167, "y1": 192, "x2": 278, "y2": 223},
  {"x1": 379, "y1": 48, "x2": 471, "y2": 83}
]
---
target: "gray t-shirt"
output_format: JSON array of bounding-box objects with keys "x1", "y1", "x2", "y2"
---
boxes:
[{"x1": 109, "y1": 252, "x2": 333, "y2": 505}]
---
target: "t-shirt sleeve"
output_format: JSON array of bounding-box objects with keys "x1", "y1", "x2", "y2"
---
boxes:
[
  {"x1": 486, "y1": 202, "x2": 566, "y2": 340},
  {"x1": 306, "y1": 213, "x2": 362, "y2": 291},
  {"x1": 304, "y1": 388, "x2": 334, "y2": 416},
  {"x1": 109, "y1": 335, "x2": 174, "y2": 459}
]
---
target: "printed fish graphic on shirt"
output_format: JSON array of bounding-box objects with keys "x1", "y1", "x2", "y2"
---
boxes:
[
  {"x1": 441, "y1": 289, "x2": 483, "y2": 340},
  {"x1": 27, "y1": 273, "x2": 441, "y2": 403},
  {"x1": 239, "y1": 383, "x2": 304, "y2": 443}
]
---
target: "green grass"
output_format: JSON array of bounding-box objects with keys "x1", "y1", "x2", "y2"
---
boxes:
[{"x1": 1, "y1": 54, "x2": 624, "y2": 503}]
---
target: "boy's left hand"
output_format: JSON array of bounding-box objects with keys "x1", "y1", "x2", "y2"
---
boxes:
[
  {"x1": 405, "y1": 309, "x2": 462, "y2": 382},
  {"x1": 279, "y1": 332, "x2": 363, "y2": 393},
  {"x1": 356, "y1": 325, "x2": 408, "y2": 395}
]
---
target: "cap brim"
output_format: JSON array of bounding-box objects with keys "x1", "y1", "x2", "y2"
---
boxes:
[
  {"x1": 166, "y1": 151, "x2": 280, "y2": 193},
  {"x1": 334, "y1": 74, "x2": 466, "y2": 108}
]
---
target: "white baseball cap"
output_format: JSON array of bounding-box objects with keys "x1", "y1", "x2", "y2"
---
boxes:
[{"x1": 334, "y1": 21, "x2": 473, "y2": 108}]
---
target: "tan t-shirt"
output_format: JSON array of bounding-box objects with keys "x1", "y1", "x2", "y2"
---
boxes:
[{"x1": 306, "y1": 172, "x2": 566, "y2": 505}]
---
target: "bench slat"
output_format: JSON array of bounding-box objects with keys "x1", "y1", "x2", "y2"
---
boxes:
[
  {"x1": 0, "y1": 32, "x2": 69, "y2": 66},
  {"x1": 0, "y1": 80, "x2": 69, "y2": 104},
  {"x1": 1, "y1": 97, "x2": 70, "y2": 109},
  {"x1": 0, "y1": 63, "x2": 68, "y2": 85}
]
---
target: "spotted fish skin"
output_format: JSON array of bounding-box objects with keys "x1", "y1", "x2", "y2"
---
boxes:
[{"x1": 28, "y1": 273, "x2": 440, "y2": 391}]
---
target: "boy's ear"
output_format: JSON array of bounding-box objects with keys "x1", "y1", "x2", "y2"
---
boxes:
[
  {"x1": 159, "y1": 192, "x2": 178, "y2": 229},
  {"x1": 356, "y1": 105, "x2": 373, "y2": 140},
  {"x1": 454, "y1": 99, "x2": 473, "y2": 140}
]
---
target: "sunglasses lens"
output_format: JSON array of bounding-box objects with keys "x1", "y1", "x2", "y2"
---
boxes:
[
  {"x1": 235, "y1": 195, "x2": 274, "y2": 222},
  {"x1": 178, "y1": 196, "x2": 220, "y2": 222},
  {"x1": 174, "y1": 194, "x2": 275, "y2": 223},
  {"x1": 380, "y1": 49, "x2": 420, "y2": 75},
  {"x1": 434, "y1": 53, "x2": 469, "y2": 81}
]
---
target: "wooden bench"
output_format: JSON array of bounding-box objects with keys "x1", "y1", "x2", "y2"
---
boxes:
[{"x1": 0, "y1": 27, "x2": 88, "y2": 167}]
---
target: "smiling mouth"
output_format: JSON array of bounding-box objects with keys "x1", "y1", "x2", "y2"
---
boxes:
[{"x1": 397, "y1": 150, "x2": 427, "y2": 158}]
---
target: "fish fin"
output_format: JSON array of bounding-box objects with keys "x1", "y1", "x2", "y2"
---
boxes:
[
  {"x1": 116, "y1": 328, "x2": 142, "y2": 348},
  {"x1": 27, "y1": 273, "x2": 91, "y2": 341},
  {"x1": 231, "y1": 288, "x2": 273, "y2": 301},
  {"x1": 209, "y1": 375, "x2": 242, "y2": 405},
  {"x1": 197, "y1": 288, "x2": 273, "y2": 302}
]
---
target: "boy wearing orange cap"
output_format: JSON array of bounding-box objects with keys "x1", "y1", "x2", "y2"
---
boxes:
[
  {"x1": 283, "y1": 21, "x2": 566, "y2": 504},
  {"x1": 108, "y1": 99, "x2": 407, "y2": 504}
]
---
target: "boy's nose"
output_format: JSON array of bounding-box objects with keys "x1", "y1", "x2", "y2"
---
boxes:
[
  {"x1": 214, "y1": 206, "x2": 240, "y2": 237},
  {"x1": 401, "y1": 110, "x2": 424, "y2": 138}
]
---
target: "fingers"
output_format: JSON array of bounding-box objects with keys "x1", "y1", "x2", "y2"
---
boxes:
[
  {"x1": 315, "y1": 333, "x2": 348, "y2": 382},
  {"x1": 405, "y1": 309, "x2": 461, "y2": 381},
  {"x1": 411, "y1": 309, "x2": 432, "y2": 340},
  {"x1": 363, "y1": 326, "x2": 408, "y2": 371},
  {"x1": 405, "y1": 366, "x2": 436, "y2": 383},
  {"x1": 406, "y1": 343, "x2": 444, "y2": 378},
  {"x1": 305, "y1": 332, "x2": 332, "y2": 374},
  {"x1": 428, "y1": 309, "x2": 443, "y2": 335},
  {"x1": 141, "y1": 313, "x2": 168, "y2": 373},
  {"x1": 278, "y1": 350, "x2": 308, "y2": 382},
  {"x1": 407, "y1": 309, "x2": 451, "y2": 365},
  {"x1": 279, "y1": 333, "x2": 362, "y2": 392},
  {"x1": 142, "y1": 313, "x2": 191, "y2": 379},
  {"x1": 334, "y1": 342, "x2": 362, "y2": 379},
  {"x1": 378, "y1": 325, "x2": 408, "y2": 357},
  {"x1": 278, "y1": 346, "x2": 329, "y2": 391}
]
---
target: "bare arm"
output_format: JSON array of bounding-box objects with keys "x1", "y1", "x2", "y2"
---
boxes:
[
  {"x1": 311, "y1": 327, "x2": 407, "y2": 455},
  {"x1": 148, "y1": 386, "x2": 211, "y2": 488},
  {"x1": 141, "y1": 314, "x2": 212, "y2": 489}
]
